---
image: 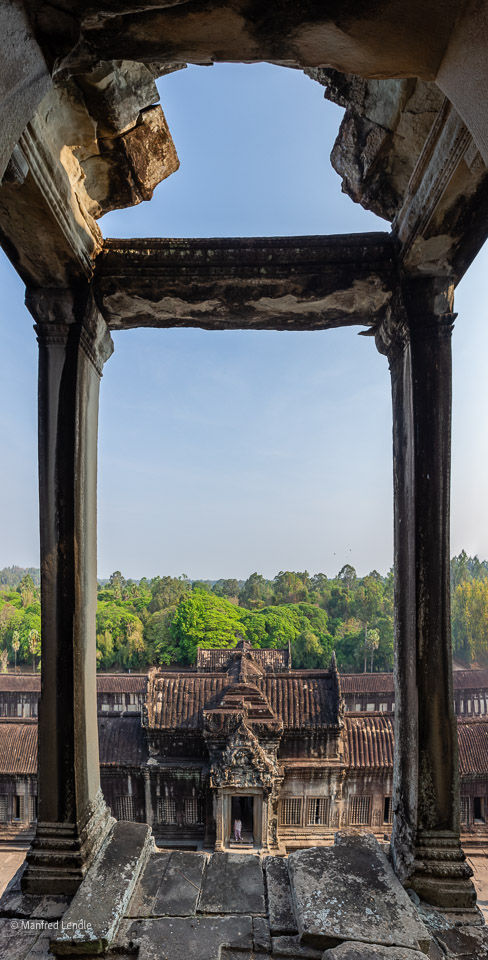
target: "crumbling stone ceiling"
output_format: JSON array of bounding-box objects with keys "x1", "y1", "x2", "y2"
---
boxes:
[
  {"x1": 25, "y1": 0, "x2": 466, "y2": 79},
  {"x1": 1, "y1": 0, "x2": 488, "y2": 292}
]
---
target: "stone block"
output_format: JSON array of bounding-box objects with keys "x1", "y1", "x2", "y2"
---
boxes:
[
  {"x1": 126, "y1": 851, "x2": 171, "y2": 918},
  {"x1": 434, "y1": 925, "x2": 488, "y2": 958},
  {"x1": 271, "y1": 934, "x2": 322, "y2": 957},
  {"x1": 198, "y1": 853, "x2": 266, "y2": 915},
  {"x1": 152, "y1": 851, "x2": 206, "y2": 916},
  {"x1": 265, "y1": 856, "x2": 297, "y2": 935},
  {"x1": 321, "y1": 946, "x2": 430, "y2": 960},
  {"x1": 253, "y1": 917, "x2": 271, "y2": 953},
  {"x1": 288, "y1": 835, "x2": 431, "y2": 953},
  {"x1": 126, "y1": 915, "x2": 253, "y2": 960},
  {"x1": 50, "y1": 821, "x2": 153, "y2": 955}
]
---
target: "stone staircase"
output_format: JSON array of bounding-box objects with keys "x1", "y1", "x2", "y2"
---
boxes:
[{"x1": 228, "y1": 829, "x2": 254, "y2": 850}]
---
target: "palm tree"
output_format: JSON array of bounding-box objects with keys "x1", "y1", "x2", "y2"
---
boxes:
[
  {"x1": 28, "y1": 630, "x2": 40, "y2": 672},
  {"x1": 12, "y1": 631, "x2": 20, "y2": 672}
]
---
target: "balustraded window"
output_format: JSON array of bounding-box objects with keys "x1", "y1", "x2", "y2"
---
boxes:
[
  {"x1": 349, "y1": 796, "x2": 371, "y2": 826},
  {"x1": 115, "y1": 796, "x2": 136, "y2": 821},
  {"x1": 460, "y1": 797, "x2": 470, "y2": 825},
  {"x1": 280, "y1": 797, "x2": 303, "y2": 826},
  {"x1": 0, "y1": 796, "x2": 8, "y2": 822},
  {"x1": 157, "y1": 798, "x2": 176, "y2": 824},
  {"x1": 307, "y1": 797, "x2": 329, "y2": 826},
  {"x1": 184, "y1": 798, "x2": 200, "y2": 824}
]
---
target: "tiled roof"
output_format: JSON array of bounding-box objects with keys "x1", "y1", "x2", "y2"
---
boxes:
[
  {"x1": 0, "y1": 720, "x2": 38, "y2": 773},
  {"x1": 147, "y1": 675, "x2": 229, "y2": 729},
  {"x1": 0, "y1": 676, "x2": 40, "y2": 692},
  {"x1": 196, "y1": 647, "x2": 289, "y2": 673},
  {"x1": 341, "y1": 674, "x2": 395, "y2": 695},
  {"x1": 98, "y1": 717, "x2": 148, "y2": 766},
  {"x1": 458, "y1": 719, "x2": 488, "y2": 776},
  {"x1": 0, "y1": 674, "x2": 147, "y2": 693},
  {"x1": 147, "y1": 672, "x2": 339, "y2": 730},
  {"x1": 453, "y1": 669, "x2": 488, "y2": 691},
  {"x1": 96, "y1": 675, "x2": 147, "y2": 693},
  {"x1": 0, "y1": 717, "x2": 147, "y2": 774},
  {"x1": 341, "y1": 669, "x2": 488, "y2": 695},
  {"x1": 262, "y1": 675, "x2": 339, "y2": 728},
  {"x1": 345, "y1": 715, "x2": 394, "y2": 768}
]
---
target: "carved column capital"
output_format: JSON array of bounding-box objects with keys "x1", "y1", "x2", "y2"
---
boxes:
[{"x1": 26, "y1": 284, "x2": 114, "y2": 376}]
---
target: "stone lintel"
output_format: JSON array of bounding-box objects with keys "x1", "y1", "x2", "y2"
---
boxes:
[
  {"x1": 50, "y1": 821, "x2": 153, "y2": 955},
  {"x1": 95, "y1": 234, "x2": 397, "y2": 332}
]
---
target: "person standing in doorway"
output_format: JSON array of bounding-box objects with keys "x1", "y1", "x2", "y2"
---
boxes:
[{"x1": 234, "y1": 817, "x2": 242, "y2": 842}]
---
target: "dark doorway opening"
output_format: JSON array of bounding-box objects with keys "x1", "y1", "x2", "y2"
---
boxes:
[
  {"x1": 474, "y1": 796, "x2": 485, "y2": 822},
  {"x1": 230, "y1": 796, "x2": 254, "y2": 842}
]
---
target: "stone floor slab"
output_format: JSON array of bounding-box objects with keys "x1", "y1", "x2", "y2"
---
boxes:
[
  {"x1": 152, "y1": 852, "x2": 206, "y2": 917},
  {"x1": 198, "y1": 853, "x2": 265, "y2": 915},
  {"x1": 127, "y1": 852, "x2": 171, "y2": 918},
  {"x1": 0, "y1": 918, "x2": 40, "y2": 960},
  {"x1": 51, "y1": 821, "x2": 153, "y2": 956},
  {"x1": 126, "y1": 915, "x2": 253, "y2": 960},
  {"x1": 265, "y1": 857, "x2": 297, "y2": 936},
  {"x1": 321, "y1": 946, "x2": 429, "y2": 960},
  {"x1": 288, "y1": 834, "x2": 431, "y2": 953}
]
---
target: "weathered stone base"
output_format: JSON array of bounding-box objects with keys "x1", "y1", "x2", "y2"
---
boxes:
[
  {"x1": 406, "y1": 833, "x2": 477, "y2": 910},
  {"x1": 51, "y1": 821, "x2": 153, "y2": 955},
  {"x1": 21, "y1": 790, "x2": 114, "y2": 896}
]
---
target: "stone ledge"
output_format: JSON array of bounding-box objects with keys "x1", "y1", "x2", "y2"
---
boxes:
[{"x1": 50, "y1": 821, "x2": 153, "y2": 956}]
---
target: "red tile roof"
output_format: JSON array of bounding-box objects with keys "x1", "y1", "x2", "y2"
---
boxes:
[
  {"x1": 0, "y1": 674, "x2": 147, "y2": 693},
  {"x1": 345, "y1": 715, "x2": 395, "y2": 768},
  {"x1": 0, "y1": 720, "x2": 38, "y2": 773},
  {"x1": 458, "y1": 718, "x2": 488, "y2": 776},
  {"x1": 341, "y1": 669, "x2": 488, "y2": 695},
  {"x1": 341, "y1": 674, "x2": 395, "y2": 694},
  {"x1": 147, "y1": 672, "x2": 339, "y2": 730},
  {"x1": 98, "y1": 717, "x2": 148, "y2": 766},
  {"x1": 0, "y1": 717, "x2": 147, "y2": 774}
]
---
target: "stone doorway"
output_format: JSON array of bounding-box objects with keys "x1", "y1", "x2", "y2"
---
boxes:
[{"x1": 230, "y1": 796, "x2": 254, "y2": 846}]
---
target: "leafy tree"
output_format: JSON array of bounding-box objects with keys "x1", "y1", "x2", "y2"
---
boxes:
[
  {"x1": 212, "y1": 579, "x2": 239, "y2": 599},
  {"x1": 239, "y1": 573, "x2": 273, "y2": 610},
  {"x1": 171, "y1": 590, "x2": 245, "y2": 663},
  {"x1": 148, "y1": 575, "x2": 191, "y2": 613}
]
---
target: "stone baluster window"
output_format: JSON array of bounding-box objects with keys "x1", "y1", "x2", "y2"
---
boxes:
[
  {"x1": 307, "y1": 797, "x2": 329, "y2": 826},
  {"x1": 115, "y1": 796, "x2": 136, "y2": 821},
  {"x1": 280, "y1": 798, "x2": 303, "y2": 826},
  {"x1": 0, "y1": 796, "x2": 8, "y2": 822},
  {"x1": 349, "y1": 796, "x2": 371, "y2": 826},
  {"x1": 157, "y1": 798, "x2": 176, "y2": 823},
  {"x1": 460, "y1": 797, "x2": 470, "y2": 825}
]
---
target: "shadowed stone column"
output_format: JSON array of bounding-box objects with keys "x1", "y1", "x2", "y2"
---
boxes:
[
  {"x1": 22, "y1": 285, "x2": 115, "y2": 895},
  {"x1": 376, "y1": 278, "x2": 475, "y2": 909}
]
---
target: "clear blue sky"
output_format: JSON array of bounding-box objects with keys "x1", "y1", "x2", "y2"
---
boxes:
[{"x1": 1, "y1": 63, "x2": 487, "y2": 581}]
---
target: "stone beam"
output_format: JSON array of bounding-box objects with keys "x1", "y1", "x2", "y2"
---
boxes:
[{"x1": 95, "y1": 234, "x2": 396, "y2": 332}]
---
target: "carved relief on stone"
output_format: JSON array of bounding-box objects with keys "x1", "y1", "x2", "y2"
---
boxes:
[{"x1": 209, "y1": 721, "x2": 279, "y2": 789}]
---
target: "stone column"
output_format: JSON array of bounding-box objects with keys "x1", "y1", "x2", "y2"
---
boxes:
[
  {"x1": 22, "y1": 286, "x2": 115, "y2": 895},
  {"x1": 376, "y1": 278, "x2": 475, "y2": 909},
  {"x1": 214, "y1": 790, "x2": 224, "y2": 851}
]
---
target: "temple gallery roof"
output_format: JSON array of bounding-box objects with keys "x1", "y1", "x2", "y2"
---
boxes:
[
  {"x1": 0, "y1": 674, "x2": 148, "y2": 693},
  {"x1": 0, "y1": 717, "x2": 147, "y2": 774},
  {"x1": 341, "y1": 670, "x2": 488, "y2": 694},
  {"x1": 2, "y1": 716, "x2": 487, "y2": 777}
]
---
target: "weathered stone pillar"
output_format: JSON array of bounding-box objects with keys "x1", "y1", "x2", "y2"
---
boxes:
[
  {"x1": 376, "y1": 278, "x2": 475, "y2": 908},
  {"x1": 214, "y1": 791, "x2": 224, "y2": 851},
  {"x1": 22, "y1": 286, "x2": 114, "y2": 894}
]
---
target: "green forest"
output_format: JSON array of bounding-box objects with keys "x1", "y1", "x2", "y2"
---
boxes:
[{"x1": 0, "y1": 553, "x2": 487, "y2": 673}]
